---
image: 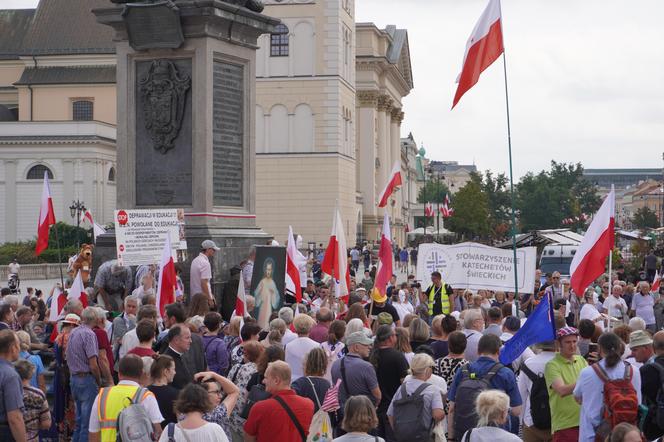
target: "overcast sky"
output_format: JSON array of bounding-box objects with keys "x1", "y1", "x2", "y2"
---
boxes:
[{"x1": 7, "y1": 0, "x2": 664, "y2": 178}]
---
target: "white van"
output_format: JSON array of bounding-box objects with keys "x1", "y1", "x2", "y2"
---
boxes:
[{"x1": 539, "y1": 244, "x2": 578, "y2": 278}]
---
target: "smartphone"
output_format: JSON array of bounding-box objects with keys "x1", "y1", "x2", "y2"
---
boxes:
[{"x1": 589, "y1": 343, "x2": 598, "y2": 354}]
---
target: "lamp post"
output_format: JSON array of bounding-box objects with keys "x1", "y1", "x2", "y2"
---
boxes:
[{"x1": 69, "y1": 200, "x2": 86, "y2": 249}]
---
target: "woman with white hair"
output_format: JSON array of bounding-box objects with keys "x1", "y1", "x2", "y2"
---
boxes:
[
  {"x1": 631, "y1": 281, "x2": 657, "y2": 333},
  {"x1": 387, "y1": 353, "x2": 445, "y2": 440},
  {"x1": 460, "y1": 390, "x2": 521, "y2": 441},
  {"x1": 580, "y1": 288, "x2": 605, "y2": 331}
]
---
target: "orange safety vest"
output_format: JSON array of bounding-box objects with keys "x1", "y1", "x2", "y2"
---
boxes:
[{"x1": 97, "y1": 384, "x2": 152, "y2": 442}]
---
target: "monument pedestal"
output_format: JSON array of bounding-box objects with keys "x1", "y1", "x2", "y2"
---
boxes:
[{"x1": 94, "y1": 1, "x2": 277, "y2": 301}]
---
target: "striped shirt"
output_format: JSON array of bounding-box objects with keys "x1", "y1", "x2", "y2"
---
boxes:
[{"x1": 65, "y1": 324, "x2": 99, "y2": 373}]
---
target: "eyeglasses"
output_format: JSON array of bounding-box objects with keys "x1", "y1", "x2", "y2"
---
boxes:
[
  {"x1": 553, "y1": 277, "x2": 560, "y2": 280},
  {"x1": 208, "y1": 389, "x2": 222, "y2": 395}
]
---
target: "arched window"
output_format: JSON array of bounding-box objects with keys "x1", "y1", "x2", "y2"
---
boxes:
[
  {"x1": 270, "y1": 24, "x2": 289, "y2": 57},
  {"x1": 26, "y1": 164, "x2": 53, "y2": 180},
  {"x1": 108, "y1": 167, "x2": 116, "y2": 182},
  {"x1": 72, "y1": 100, "x2": 93, "y2": 121}
]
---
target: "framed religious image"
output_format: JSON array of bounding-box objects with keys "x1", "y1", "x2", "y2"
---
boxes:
[{"x1": 250, "y1": 245, "x2": 286, "y2": 330}]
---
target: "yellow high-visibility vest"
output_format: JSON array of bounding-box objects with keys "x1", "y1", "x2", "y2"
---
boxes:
[
  {"x1": 97, "y1": 384, "x2": 151, "y2": 442},
  {"x1": 428, "y1": 283, "x2": 450, "y2": 315}
]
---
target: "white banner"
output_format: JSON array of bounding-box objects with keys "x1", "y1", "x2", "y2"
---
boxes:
[
  {"x1": 416, "y1": 242, "x2": 537, "y2": 293},
  {"x1": 115, "y1": 209, "x2": 187, "y2": 266}
]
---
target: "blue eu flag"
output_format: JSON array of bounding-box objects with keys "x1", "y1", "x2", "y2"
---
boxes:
[{"x1": 499, "y1": 292, "x2": 556, "y2": 365}]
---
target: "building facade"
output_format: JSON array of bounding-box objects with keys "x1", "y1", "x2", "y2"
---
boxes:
[{"x1": 0, "y1": 1, "x2": 117, "y2": 243}]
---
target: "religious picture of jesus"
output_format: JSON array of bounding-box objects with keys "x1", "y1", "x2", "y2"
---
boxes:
[{"x1": 250, "y1": 246, "x2": 286, "y2": 330}]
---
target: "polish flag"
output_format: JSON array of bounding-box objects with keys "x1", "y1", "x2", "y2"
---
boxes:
[
  {"x1": 377, "y1": 161, "x2": 403, "y2": 207},
  {"x1": 48, "y1": 287, "x2": 67, "y2": 323},
  {"x1": 69, "y1": 270, "x2": 88, "y2": 307},
  {"x1": 235, "y1": 271, "x2": 247, "y2": 318},
  {"x1": 286, "y1": 226, "x2": 303, "y2": 303},
  {"x1": 570, "y1": 187, "x2": 615, "y2": 297},
  {"x1": 452, "y1": 0, "x2": 504, "y2": 109},
  {"x1": 372, "y1": 213, "x2": 393, "y2": 302},
  {"x1": 156, "y1": 235, "x2": 177, "y2": 318},
  {"x1": 36, "y1": 171, "x2": 56, "y2": 256},
  {"x1": 83, "y1": 210, "x2": 94, "y2": 225},
  {"x1": 425, "y1": 202, "x2": 434, "y2": 217},
  {"x1": 652, "y1": 270, "x2": 661, "y2": 293},
  {"x1": 321, "y1": 209, "x2": 351, "y2": 302}
]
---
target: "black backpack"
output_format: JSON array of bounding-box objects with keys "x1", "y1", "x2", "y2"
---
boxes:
[
  {"x1": 644, "y1": 361, "x2": 664, "y2": 434},
  {"x1": 391, "y1": 382, "x2": 432, "y2": 442},
  {"x1": 521, "y1": 363, "x2": 551, "y2": 430},
  {"x1": 453, "y1": 363, "x2": 503, "y2": 439}
]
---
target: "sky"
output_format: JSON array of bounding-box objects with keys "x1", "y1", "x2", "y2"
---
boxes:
[{"x1": 6, "y1": 0, "x2": 664, "y2": 178}]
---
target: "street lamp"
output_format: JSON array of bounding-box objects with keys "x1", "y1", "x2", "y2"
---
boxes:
[{"x1": 69, "y1": 200, "x2": 86, "y2": 249}]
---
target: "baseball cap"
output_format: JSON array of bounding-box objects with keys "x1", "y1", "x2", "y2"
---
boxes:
[
  {"x1": 201, "y1": 240, "x2": 220, "y2": 251},
  {"x1": 377, "y1": 312, "x2": 393, "y2": 325},
  {"x1": 345, "y1": 331, "x2": 373, "y2": 347},
  {"x1": 556, "y1": 326, "x2": 579, "y2": 339},
  {"x1": 629, "y1": 330, "x2": 653, "y2": 349},
  {"x1": 62, "y1": 313, "x2": 80, "y2": 326}
]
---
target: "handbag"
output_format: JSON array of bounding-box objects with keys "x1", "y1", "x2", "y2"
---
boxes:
[{"x1": 239, "y1": 384, "x2": 272, "y2": 419}]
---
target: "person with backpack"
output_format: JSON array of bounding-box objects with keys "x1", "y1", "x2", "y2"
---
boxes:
[
  {"x1": 88, "y1": 354, "x2": 163, "y2": 442},
  {"x1": 460, "y1": 390, "x2": 521, "y2": 442},
  {"x1": 517, "y1": 340, "x2": 556, "y2": 442},
  {"x1": 387, "y1": 353, "x2": 444, "y2": 442},
  {"x1": 544, "y1": 326, "x2": 588, "y2": 442},
  {"x1": 447, "y1": 334, "x2": 522, "y2": 441},
  {"x1": 573, "y1": 332, "x2": 642, "y2": 442},
  {"x1": 201, "y1": 312, "x2": 230, "y2": 376},
  {"x1": 640, "y1": 330, "x2": 664, "y2": 440}
]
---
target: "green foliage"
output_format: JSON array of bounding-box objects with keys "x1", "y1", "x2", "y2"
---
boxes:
[
  {"x1": 0, "y1": 222, "x2": 91, "y2": 264},
  {"x1": 417, "y1": 179, "x2": 449, "y2": 203},
  {"x1": 446, "y1": 180, "x2": 491, "y2": 239},
  {"x1": 632, "y1": 206, "x2": 659, "y2": 230},
  {"x1": 515, "y1": 161, "x2": 601, "y2": 232},
  {"x1": 471, "y1": 171, "x2": 512, "y2": 240}
]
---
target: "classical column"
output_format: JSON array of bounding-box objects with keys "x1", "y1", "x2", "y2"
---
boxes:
[
  {"x1": 4, "y1": 160, "x2": 16, "y2": 242},
  {"x1": 63, "y1": 159, "x2": 75, "y2": 222},
  {"x1": 376, "y1": 95, "x2": 393, "y2": 218},
  {"x1": 390, "y1": 109, "x2": 403, "y2": 229},
  {"x1": 357, "y1": 91, "x2": 378, "y2": 220}
]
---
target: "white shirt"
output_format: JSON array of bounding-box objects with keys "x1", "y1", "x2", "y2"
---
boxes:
[
  {"x1": 158, "y1": 422, "x2": 229, "y2": 442},
  {"x1": 602, "y1": 296, "x2": 628, "y2": 322},
  {"x1": 119, "y1": 328, "x2": 139, "y2": 360},
  {"x1": 573, "y1": 360, "x2": 642, "y2": 442},
  {"x1": 404, "y1": 373, "x2": 447, "y2": 396},
  {"x1": 462, "y1": 328, "x2": 482, "y2": 363},
  {"x1": 393, "y1": 301, "x2": 414, "y2": 323},
  {"x1": 282, "y1": 328, "x2": 297, "y2": 347},
  {"x1": 631, "y1": 293, "x2": 656, "y2": 326},
  {"x1": 580, "y1": 303, "x2": 604, "y2": 331},
  {"x1": 190, "y1": 253, "x2": 212, "y2": 298},
  {"x1": 517, "y1": 351, "x2": 556, "y2": 427},
  {"x1": 285, "y1": 336, "x2": 320, "y2": 381},
  {"x1": 88, "y1": 380, "x2": 163, "y2": 432},
  {"x1": 8, "y1": 263, "x2": 19, "y2": 274}
]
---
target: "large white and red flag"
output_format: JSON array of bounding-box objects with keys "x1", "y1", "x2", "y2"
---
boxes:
[
  {"x1": 286, "y1": 226, "x2": 303, "y2": 303},
  {"x1": 235, "y1": 271, "x2": 247, "y2": 318},
  {"x1": 156, "y1": 235, "x2": 177, "y2": 317},
  {"x1": 48, "y1": 287, "x2": 67, "y2": 323},
  {"x1": 377, "y1": 161, "x2": 403, "y2": 208},
  {"x1": 321, "y1": 209, "x2": 351, "y2": 302},
  {"x1": 372, "y1": 213, "x2": 393, "y2": 302},
  {"x1": 36, "y1": 171, "x2": 56, "y2": 255},
  {"x1": 570, "y1": 187, "x2": 615, "y2": 296},
  {"x1": 82, "y1": 210, "x2": 106, "y2": 241},
  {"x1": 452, "y1": 0, "x2": 504, "y2": 109},
  {"x1": 69, "y1": 270, "x2": 88, "y2": 307},
  {"x1": 652, "y1": 270, "x2": 661, "y2": 293}
]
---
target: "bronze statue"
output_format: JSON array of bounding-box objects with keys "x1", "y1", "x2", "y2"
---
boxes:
[{"x1": 111, "y1": 0, "x2": 264, "y2": 13}]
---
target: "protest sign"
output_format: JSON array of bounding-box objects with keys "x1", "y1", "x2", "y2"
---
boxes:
[
  {"x1": 115, "y1": 209, "x2": 187, "y2": 266},
  {"x1": 416, "y1": 242, "x2": 536, "y2": 293}
]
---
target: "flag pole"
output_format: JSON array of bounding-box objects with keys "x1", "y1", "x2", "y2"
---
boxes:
[
  {"x1": 498, "y1": 1, "x2": 520, "y2": 311},
  {"x1": 52, "y1": 223, "x2": 66, "y2": 290}
]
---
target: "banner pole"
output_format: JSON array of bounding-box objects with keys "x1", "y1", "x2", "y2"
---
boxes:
[{"x1": 52, "y1": 223, "x2": 66, "y2": 290}]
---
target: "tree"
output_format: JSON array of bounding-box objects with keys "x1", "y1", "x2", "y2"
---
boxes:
[
  {"x1": 417, "y1": 180, "x2": 449, "y2": 204},
  {"x1": 516, "y1": 161, "x2": 601, "y2": 232},
  {"x1": 446, "y1": 180, "x2": 491, "y2": 240},
  {"x1": 632, "y1": 207, "x2": 659, "y2": 230},
  {"x1": 471, "y1": 171, "x2": 511, "y2": 240}
]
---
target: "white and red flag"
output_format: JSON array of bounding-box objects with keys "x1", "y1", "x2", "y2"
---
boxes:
[
  {"x1": 425, "y1": 202, "x2": 434, "y2": 217},
  {"x1": 321, "y1": 209, "x2": 351, "y2": 302},
  {"x1": 452, "y1": 0, "x2": 504, "y2": 109},
  {"x1": 441, "y1": 194, "x2": 454, "y2": 218},
  {"x1": 156, "y1": 235, "x2": 177, "y2": 318},
  {"x1": 377, "y1": 161, "x2": 403, "y2": 207},
  {"x1": 82, "y1": 210, "x2": 106, "y2": 241},
  {"x1": 69, "y1": 270, "x2": 88, "y2": 307},
  {"x1": 48, "y1": 286, "x2": 67, "y2": 323},
  {"x1": 570, "y1": 186, "x2": 615, "y2": 297},
  {"x1": 286, "y1": 226, "x2": 303, "y2": 303},
  {"x1": 372, "y1": 213, "x2": 393, "y2": 302},
  {"x1": 652, "y1": 270, "x2": 661, "y2": 293},
  {"x1": 36, "y1": 170, "x2": 56, "y2": 256},
  {"x1": 235, "y1": 271, "x2": 247, "y2": 318}
]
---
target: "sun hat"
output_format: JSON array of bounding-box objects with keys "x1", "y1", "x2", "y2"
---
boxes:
[
  {"x1": 629, "y1": 330, "x2": 653, "y2": 349},
  {"x1": 556, "y1": 326, "x2": 579, "y2": 339},
  {"x1": 62, "y1": 313, "x2": 80, "y2": 326},
  {"x1": 371, "y1": 288, "x2": 387, "y2": 304}
]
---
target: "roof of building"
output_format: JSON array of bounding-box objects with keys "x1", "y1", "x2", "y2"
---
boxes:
[
  {"x1": 583, "y1": 168, "x2": 661, "y2": 175},
  {"x1": 429, "y1": 161, "x2": 477, "y2": 173},
  {"x1": 0, "y1": 9, "x2": 35, "y2": 59},
  {"x1": 384, "y1": 25, "x2": 413, "y2": 89},
  {"x1": 0, "y1": 0, "x2": 114, "y2": 58},
  {"x1": 14, "y1": 66, "x2": 116, "y2": 85}
]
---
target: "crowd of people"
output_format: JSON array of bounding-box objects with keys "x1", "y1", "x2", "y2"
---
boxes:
[{"x1": 1, "y1": 241, "x2": 664, "y2": 442}]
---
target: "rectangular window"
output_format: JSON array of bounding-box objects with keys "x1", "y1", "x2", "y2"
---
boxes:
[{"x1": 72, "y1": 100, "x2": 94, "y2": 121}]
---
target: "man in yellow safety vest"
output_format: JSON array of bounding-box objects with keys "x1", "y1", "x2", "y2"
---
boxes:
[
  {"x1": 425, "y1": 271, "x2": 455, "y2": 317},
  {"x1": 88, "y1": 354, "x2": 163, "y2": 442}
]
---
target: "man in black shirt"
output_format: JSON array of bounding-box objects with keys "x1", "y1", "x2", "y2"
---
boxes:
[
  {"x1": 160, "y1": 324, "x2": 193, "y2": 390},
  {"x1": 640, "y1": 331, "x2": 664, "y2": 440},
  {"x1": 365, "y1": 294, "x2": 400, "y2": 327},
  {"x1": 371, "y1": 325, "x2": 409, "y2": 441}
]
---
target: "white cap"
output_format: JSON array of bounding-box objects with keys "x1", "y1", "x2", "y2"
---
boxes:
[{"x1": 201, "y1": 240, "x2": 220, "y2": 251}]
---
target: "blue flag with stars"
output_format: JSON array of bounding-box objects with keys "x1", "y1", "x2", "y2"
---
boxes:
[{"x1": 499, "y1": 292, "x2": 556, "y2": 365}]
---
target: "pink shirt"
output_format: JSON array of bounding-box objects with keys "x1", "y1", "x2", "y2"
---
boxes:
[{"x1": 190, "y1": 253, "x2": 212, "y2": 296}]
